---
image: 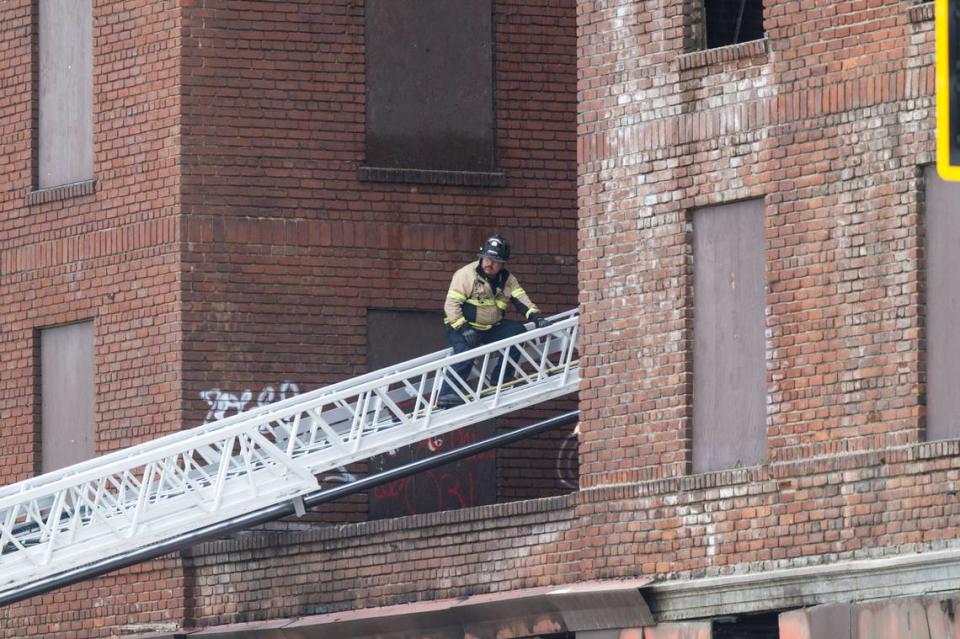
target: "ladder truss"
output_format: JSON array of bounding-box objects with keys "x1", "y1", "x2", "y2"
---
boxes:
[{"x1": 0, "y1": 310, "x2": 579, "y2": 598}]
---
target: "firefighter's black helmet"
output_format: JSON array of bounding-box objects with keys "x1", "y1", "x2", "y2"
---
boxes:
[{"x1": 479, "y1": 235, "x2": 510, "y2": 262}]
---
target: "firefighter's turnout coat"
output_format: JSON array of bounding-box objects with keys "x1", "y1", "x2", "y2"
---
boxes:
[{"x1": 444, "y1": 261, "x2": 540, "y2": 331}]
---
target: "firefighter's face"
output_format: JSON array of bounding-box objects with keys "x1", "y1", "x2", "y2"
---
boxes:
[{"x1": 480, "y1": 257, "x2": 504, "y2": 277}]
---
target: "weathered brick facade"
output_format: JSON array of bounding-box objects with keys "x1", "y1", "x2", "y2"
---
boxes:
[
  {"x1": 1, "y1": 0, "x2": 577, "y2": 635},
  {"x1": 3, "y1": 0, "x2": 960, "y2": 638}
]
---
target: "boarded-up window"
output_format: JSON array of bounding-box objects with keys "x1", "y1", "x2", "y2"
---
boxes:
[
  {"x1": 367, "y1": 310, "x2": 448, "y2": 371},
  {"x1": 692, "y1": 200, "x2": 766, "y2": 472},
  {"x1": 365, "y1": 0, "x2": 495, "y2": 172},
  {"x1": 38, "y1": 0, "x2": 93, "y2": 188},
  {"x1": 40, "y1": 321, "x2": 95, "y2": 473},
  {"x1": 924, "y1": 166, "x2": 960, "y2": 441},
  {"x1": 366, "y1": 309, "x2": 496, "y2": 519}
]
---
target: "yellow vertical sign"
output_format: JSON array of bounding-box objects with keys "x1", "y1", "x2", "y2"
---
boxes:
[{"x1": 937, "y1": 0, "x2": 960, "y2": 180}]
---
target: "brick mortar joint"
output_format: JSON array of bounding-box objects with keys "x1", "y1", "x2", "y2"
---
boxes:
[
  {"x1": 194, "y1": 492, "x2": 577, "y2": 554},
  {"x1": 578, "y1": 436, "x2": 960, "y2": 502}
]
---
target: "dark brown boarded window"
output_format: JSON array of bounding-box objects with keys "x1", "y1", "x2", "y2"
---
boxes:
[
  {"x1": 37, "y1": 0, "x2": 93, "y2": 189},
  {"x1": 366, "y1": 309, "x2": 496, "y2": 519},
  {"x1": 40, "y1": 321, "x2": 95, "y2": 473},
  {"x1": 692, "y1": 199, "x2": 766, "y2": 472},
  {"x1": 924, "y1": 166, "x2": 960, "y2": 441},
  {"x1": 703, "y1": 0, "x2": 765, "y2": 49},
  {"x1": 365, "y1": 0, "x2": 495, "y2": 172}
]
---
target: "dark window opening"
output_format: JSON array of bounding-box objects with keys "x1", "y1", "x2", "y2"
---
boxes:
[
  {"x1": 704, "y1": 0, "x2": 765, "y2": 49},
  {"x1": 713, "y1": 611, "x2": 781, "y2": 638},
  {"x1": 365, "y1": 0, "x2": 495, "y2": 173}
]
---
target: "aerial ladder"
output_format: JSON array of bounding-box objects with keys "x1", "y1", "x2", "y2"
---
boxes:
[{"x1": 0, "y1": 310, "x2": 579, "y2": 605}]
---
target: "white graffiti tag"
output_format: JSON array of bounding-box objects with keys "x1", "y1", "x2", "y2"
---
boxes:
[
  {"x1": 200, "y1": 381, "x2": 300, "y2": 423},
  {"x1": 556, "y1": 423, "x2": 580, "y2": 490}
]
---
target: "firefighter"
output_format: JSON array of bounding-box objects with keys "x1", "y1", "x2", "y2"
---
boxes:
[{"x1": 436, "y1": 235, "x2": 551, "y2": 408}]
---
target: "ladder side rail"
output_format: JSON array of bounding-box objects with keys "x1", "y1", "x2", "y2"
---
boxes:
[
  {"x1": 0, "y1": 417, "x2": 320, "y2": 510},
  {"x1": 262, "y1": 382, "x2": 419, "y2": 462},
  {"x1": 0, "y1": 311, "x2": 577, "y2": 499},
  {"x1": 2, "y1": 373, "x2": 580, "y2": 592},
  {"x1": 272, "y1": 317, "x2": 578, "y2": 466},
  {"x1": 167, "y1": 318, "x2": 578, "y2": 493},
  {"x1": 1, "y1": 474, "x2": 320, "y2": 587},
  {"x1": 0, "y1": 434, "x2": 323, "y2": 575},
  {"x1": 0, "y1": 346, "x2": 452, "y2": 499},
  {"x1": 280, "y1": 323, "x2": 575, "y2": 460},
  {"x1": 290, "y1": 375, "x2": 580, "y2": 477},
  {"x1": 0, "y1": 315, "x2": 578, "y2": 530},
  {"x1": 296, "y1": 315, "x2": 577, "y2": 408},
  {"x1": 561, "y1": 320, "x2": 580, "y2": 385},
  {"x1": 0, "y1": 312, "x2": 578, "y2": 581},
  {"x1": 0, "y1": 374, "x2": 427, "y2": 510},
  {"x1": 247, "y1": 316, "x2": 577, "y2": 457},
  {"x1": 0, "y1": 346, "x2": 459, "y2": 500},
  {"x1": 305, "y1": 313, "x2": 575, "y2": 412},
  {"x1": 0, "y1": 437, "x2": 317, "y2": 561},
  {"x1": 286, "y1": 328, "x2": 580, "y2": 477},
  {"x1": 0, "y1": 410, "x2": 580, "y2": 610}
]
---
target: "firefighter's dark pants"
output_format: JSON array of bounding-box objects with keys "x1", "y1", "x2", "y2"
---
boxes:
[{"x1": 438, "y1": 320, "x2": 527, "y2": 400}]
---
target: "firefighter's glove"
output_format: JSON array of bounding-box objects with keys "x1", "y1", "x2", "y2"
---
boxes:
[
  {"x1": 532, "y1": 315, "x2": 552, "y2": 329},
  {"x1": 460, "y1": 326, "x2": 480, "y2": 348}
]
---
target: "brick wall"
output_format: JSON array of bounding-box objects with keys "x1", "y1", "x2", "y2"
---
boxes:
[
  {"x1": 176, "y1": 0, "x2": 579, "y2": 516},
  {"x1": 571, "y1": 0, "x2": 949, "y2": 599},
  {"x1": 177, "y1": 0, "x2": 577, "y2": 401},
  {"x1": 1, "y1": 560, "x2": 188, "y2": 639},
  {"x1": 9, "y1": 0, "x2": 959, "y2": 637},
  {"x1": 184, "y1": 495, "x2": 578, "y2": 626},
  {"x1": 147, "y1": 434, "x2": 960, "y2": 627},
  {"x1": 576, "y1": 438, "x2": 960, "y2": 581},
  {"x1": 0, "y1": 0, "x2": 183, "y2": 475},
  {"x1": 157, "y1": 0, "x2": 957, "y2": 631},
  {"x1": 0, "y1": 1, "x2": 187, "y2": 634},
  {"x1": 577, "y1": 0, "x2": 934, "y2": 484},
  {"x1": 0, "y1": 0, "x2": 578, "y2": 635}
]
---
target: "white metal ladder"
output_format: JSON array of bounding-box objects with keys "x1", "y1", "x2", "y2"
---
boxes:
[{"x1": 0, "y1": 310, "x2": 579, "y2": 597}]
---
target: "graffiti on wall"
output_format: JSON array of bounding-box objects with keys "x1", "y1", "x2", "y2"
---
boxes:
[
  {"x1": 199, "y1": 381, "x2": 301, "y2": 423},
  {"x1": 368, "y1": 424, "x2": 497, "y2": 519}
]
